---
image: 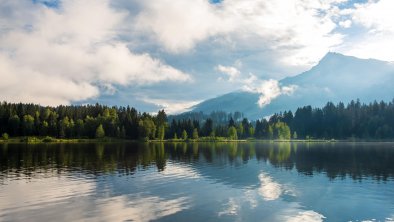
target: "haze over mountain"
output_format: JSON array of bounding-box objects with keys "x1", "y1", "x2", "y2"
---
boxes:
[{"x1": 191, "y1": 52, "x2": 394, "y2": 119}]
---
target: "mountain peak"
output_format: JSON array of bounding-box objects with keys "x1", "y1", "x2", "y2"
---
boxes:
[
  {"x1": 314, "y1": 52, "x2": 374, "y2": 70},
  {"x1": 323, "y1": 51, "x2": 342, "y2": 57},
  {"x1": 319, "y1": 52, "x2": 347, "y2": 63},
  {"x1": 319, "y1": 52, "x2": 388, "y2": 64},
  {"x1": 191, "y1": 52, "x2": 394, "y2": 119}
]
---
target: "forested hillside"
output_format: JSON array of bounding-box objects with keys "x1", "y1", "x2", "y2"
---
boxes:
[{"x1": 1, "y1": 99, "x2": 394, "y2": 140}]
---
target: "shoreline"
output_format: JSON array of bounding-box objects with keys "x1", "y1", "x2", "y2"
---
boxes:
[{"x1": 2, "y1": 137, "x2": 394, "y2": 144}]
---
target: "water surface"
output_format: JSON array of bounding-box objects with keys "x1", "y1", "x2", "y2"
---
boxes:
[{"x1": 1, "y1": 142, "x2": 394, "y2": 221}]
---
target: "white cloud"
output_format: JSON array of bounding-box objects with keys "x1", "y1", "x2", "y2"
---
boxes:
[
  {"x1": 338, "y1": 0, "x2": 394, "y2": 62},
  {"x1": 339, "y1": 19, "x2": 352, "y2": 28},
  {"x1": 139, "y1": 97, "x2": 202, "y2": 114},
  {"x1": 340, "y1": 33, "x2": 394, "y2": 62},
  {"x1": 215, "y1": 64, "x2": 298, "y2": 107},
  {"x1": 0, "y1": 54, "x2": 99, "y2": 105},
  {"x1": 244, "y1": 78, "x2": 297, "y2": 108},
  {"x1": 135, "y1": 0, "x2": 346, "y2": 67},
  {"x1": 254, "y1": 80, "x2": 282, "y2": 108},
  {"x1": 216, "y1": 65, "x2": 241, "y2": 82},
  {"x1": 94, "y1": 44, "x2": 191, "y2": 85},
  {"x1": 352, "y1": 0, "x2": 394, "y2": 33},
  {"x1": 120, "y1": 0, "x2": 394, "y2": 84},
  {"x1": 0, "y1": 0, "x2": 190, "y2": 106},
  {"x1": 224, "y1": 0, "x2": 344, "y2": 67},
  {"x1": 134, "y1": 0, "x2": 232, "y2": 53}
]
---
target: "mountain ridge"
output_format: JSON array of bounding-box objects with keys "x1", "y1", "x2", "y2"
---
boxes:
[{"x1": 190, "y1": 52, "x2": 394, "y2": 119}]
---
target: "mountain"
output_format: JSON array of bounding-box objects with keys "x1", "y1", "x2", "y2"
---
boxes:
[{"x1": 191, "y1": 52, "x2": 394, "y2": 119}]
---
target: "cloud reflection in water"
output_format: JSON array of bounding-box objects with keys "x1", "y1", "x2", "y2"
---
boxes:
[
  {"x1": 285, "y1": 210, "x2": 325, "y2": 222},
  {"x1": 258, "y1": 172, "x2": 283, "y2": 201},
  {"x1": 218, "y1": 197, "x2": 240, "y2": 216},
  {"x1": 96, "y1": 195, "x2": 190, "y2": 222}
]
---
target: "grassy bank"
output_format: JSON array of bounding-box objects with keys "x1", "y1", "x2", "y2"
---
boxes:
[
  {"x1": 2, "y1": 136, "x2": 393, "y2": 144},
  {"x1": 0, "y1": 136, "x2": 131, "y2": 144}
]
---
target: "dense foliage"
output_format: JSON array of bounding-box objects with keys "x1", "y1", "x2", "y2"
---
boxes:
[
  {"x1": 1, "y1": 99, "x2": 394, "y2": 140},
  {"x1": 271, "y1": 99, "x2": 394, "y2": 139},
  {"x1": 0, "y1": 102, "x2": 289, "y2": 140},
  {"x1": 0, "y1": 102, "x2": 143, "y2": 139}
]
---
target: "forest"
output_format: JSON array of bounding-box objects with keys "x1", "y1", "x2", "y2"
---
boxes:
[{"x1": 0, "y1": 99, "x2": 394, "y2": 141}]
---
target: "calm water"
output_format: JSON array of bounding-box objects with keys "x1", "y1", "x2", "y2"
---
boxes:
[{"x1": 1, "y1": 142, "x2": 394, "y2": 222}]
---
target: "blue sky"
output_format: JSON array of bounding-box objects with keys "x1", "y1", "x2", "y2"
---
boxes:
[{"x1": 1, "y1": 0, "x2": 394, "y2": 113}]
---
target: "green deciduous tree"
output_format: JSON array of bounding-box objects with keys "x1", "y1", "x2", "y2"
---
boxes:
[
  {"x1": 293, "y1": 131, "x2": 298, "y2": 139},
  {"x1": 182, "y1": 130, "x2": 188, "y2": 140},
  {"x1": 228, "y1": 126, "x2": 238, "y2": 140},
  {"x1": 248, "y1": 126, "x2": 255, "y2": 138},
  {"x1": 2, "y1": 133, "x2": 9, "y2": 140},
  {"x1": 192, "y1": 128, "x2": 199, "y2": 140},
  {"x1": 138, "y1": 118, "x2": 156, "y2": 139},
  {"x1": 95, "y1": 124, "x2": 105, "y2": 138},
  {"x1": 273, "y1": 122, "x2": 291, "y2": 140},
  {"x1": 157, "y1": 125, "x2": 165, "y2": 140},
  {"x1": 22, "y1": 114, "x2": 34, "y2": 136},
  {"x1": 237, "y1": 123, "x2": 244, "y2": 139}
]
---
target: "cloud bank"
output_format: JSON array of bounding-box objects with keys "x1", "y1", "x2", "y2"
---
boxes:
[
  {"x1": 135, "y1": 0, "x2": 349, "y2": 68},
  {"x1": 338, "y1": 0, "x2": 394, "y2": 62},
  {"x1": 139, "y1": 97, "x2": 201, "y2": 114},
  {"x1": 0, "y1": 0, "x2": 190, "y2": 106},
  {"x1": 2, "y1": 0, "x2": 394, "y2": 110}
]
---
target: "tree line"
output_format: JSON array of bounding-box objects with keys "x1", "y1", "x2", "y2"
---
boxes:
[
  {"x1": 0, "y1": 102, "x2": 143, "y2": 140},
  {"x1": 270, "y1": 99, "x2": 394, "y2": 139},
  {"x1": 0, "y1": 101, "x2": 290, "y2": 140},
  {"x1": 1, "y1": 99, "x2": 394, "y2": 140}
]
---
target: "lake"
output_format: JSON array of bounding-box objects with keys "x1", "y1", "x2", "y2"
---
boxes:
[{"x1": 1, "y1": 142, "x2": 394, "y2": 222}]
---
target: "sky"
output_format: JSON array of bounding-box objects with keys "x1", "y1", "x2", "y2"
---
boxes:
[{"x1": 1, "y1": 0, "x2": 394, "y2": 113}]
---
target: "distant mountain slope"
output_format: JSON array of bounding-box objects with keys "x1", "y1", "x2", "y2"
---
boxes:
[
  {"x1": 191, "y1": 91, "x2": 260, "y2": 116},
  {"x1": 192, "y1": 52, "x2": 394, "y2": 119}
]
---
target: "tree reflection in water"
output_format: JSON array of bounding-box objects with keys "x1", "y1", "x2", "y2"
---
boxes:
[{"x1": 1, "y1": 142, "x2": 394, "y2": 181}]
